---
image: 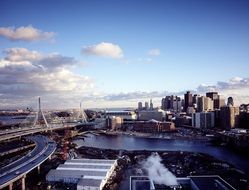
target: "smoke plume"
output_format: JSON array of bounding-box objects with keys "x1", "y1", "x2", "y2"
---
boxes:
[{"x1": 142, "y1": 152, "x2": 178, "y2": 186}]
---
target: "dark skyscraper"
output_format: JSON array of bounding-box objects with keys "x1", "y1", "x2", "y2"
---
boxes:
[
  {"x1": 213, "y1": 96, "x2": 225, "y2": 109},
  {"x1": 220, "y1": 106, "x2": 239, "y2": 130},
  {"x1": 184, "y1": 91, "x2": 193, "y2": 111},
  {"x1": 206, "y1": 92, "x2": 219, "y2": 100},
  {"x1": 192, "y1": 94, "x2": 199, "y2": 104},
  {"x1": 206, "y1": 92, "x2": 225, "y2": 109},
  {"x1": 162, "y1": 96, "x2": 171, "y2": 110},
  {"x1": 227, "y1": 97, "x2": 234, "y2": 106}
]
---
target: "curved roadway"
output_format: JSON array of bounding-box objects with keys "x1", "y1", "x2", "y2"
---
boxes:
[{"x1": 0, "y1": 135, "x2": 56, "y2": 189}]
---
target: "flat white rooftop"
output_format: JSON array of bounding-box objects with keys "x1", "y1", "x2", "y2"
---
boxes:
[
  {"x1": 47, "y1": 169, "x2": 107, "y2": 177},
  {"x1": 77, "y1": 178, "x2": 102, "y2": 187},
  {"x1": 46, "y1": 158, "x2": 117, "y2": 189},
  {"x1": 57, "y1": 164, "x2": 111, "y2": 171}
]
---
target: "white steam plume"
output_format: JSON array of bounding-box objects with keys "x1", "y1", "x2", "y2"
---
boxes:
[{"x1": 142, "y1": 152, "x2": 178, "y2": 186}]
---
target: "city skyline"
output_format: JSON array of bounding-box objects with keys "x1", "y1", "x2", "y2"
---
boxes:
[{"x1": 0, "y1": 0, "x2": 249, "y2": 109}]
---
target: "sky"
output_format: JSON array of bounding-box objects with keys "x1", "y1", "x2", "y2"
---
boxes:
[{"x1": 0, "y1": 0, "x2": 249, "y2": 109}]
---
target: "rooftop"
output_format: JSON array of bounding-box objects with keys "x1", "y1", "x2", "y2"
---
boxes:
[
  {"x1": 189, "y1": 176, "x2": 236, "y2": 190},
  {"x1": 46, "y1": 158, "x2": 117, "y2": 188},
  {"x1": 77, "y1": 178, "x2": 102, "y2": 187},
  {"x1": 129, "y1": 175, "x2": 236, "y2": 190},
  {"x1": 47, "y1": 169, "x2": 107, "y2": 178}
]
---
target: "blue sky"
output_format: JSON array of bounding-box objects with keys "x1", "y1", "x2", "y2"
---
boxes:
[{"x1": 0, "y1": 0, "x2": 249, "y2": 108}]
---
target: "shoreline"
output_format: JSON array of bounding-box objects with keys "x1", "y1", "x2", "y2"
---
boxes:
[{"x1": 96, "y1": 130, "x2": 210, "y2": 141}]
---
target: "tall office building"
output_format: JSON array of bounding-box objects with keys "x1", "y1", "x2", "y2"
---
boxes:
[
  {"x1": 213, "y1": 96, "x2": 225, "y2": 109},
  {"x1": 144, "y1": 102, "x2": 149, "y2": 110},
  {"x1": 197, "y1": 96, "x2": 213, "y2": 112},
  {"x1": 161, "y1": 98, "x2": 165, "y2": 110},
  {"x1": 206, "y1": 92, "x2": 219, "y2": 100},
  {"x1": 184, "y1": 91, "x2": 193, "y2": 111},
  {"x1": 193, "y1": 94, "x2": 200, "y2": 104},
  {"x1": 173, "y1": 96, "x2": 182, "y2": 112},
  {"x1": 193, "y1": 94, "x2": 200, "y2": 109},
  {"x1": 138, "y1": 102, "x2": 143, "y2": 110},
  {"x1": 220, "y1": 106, "x2": 239, "y2": 130},
  {"x1": 192, "y1": 112, "x2": 215, "y2": 128},
  {"x1": 161, "y1": 96, "x2": 171, "y2": 110},
  {"x1": 149, "y1": 99, "x2": 153, "y2": 110},
  {"x1": 206, "y1": 92, "x2": 225, "y2": 109},
  {"x1": 227, "y1": 97, "x2": 234, "y2": 106},
  {"x1": 161, "y1": 95, "x2": 181, "y2": 112}
]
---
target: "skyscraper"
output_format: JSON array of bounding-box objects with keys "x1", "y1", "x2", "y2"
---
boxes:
[
  {"x1": 193, "y1": 94, "x2": 200, "y2": 104},
  {"x1": 220, "y1": 106, "x2": 239, "y2": 130},
  {"x1": 206, "y1": 92, "x2": 225, "y2": 109},
  {"x1": 161, "y1": 96, "x2": 171, "y2": 110},
  {"x1": 197, "y1": 96, "x2": 213, "y2": 112},
  {"x1": 173, "y1": 96, "x2": 181, "y2": 112},
  {"x1": 145, "y1": 102, "x2": 149, "y2": 110},
  {"x1": 227, "y1": 97, "x2": 234, "y2": 106},
  {"x1": 161, "y1": 98, "x2": 165, "y2": 110},
  {"x1": 150, "y1": 99, "x2": 153, "y2": 110},
  {"x1": 192, "y1": 94, "x2": 200, "y2": 109},
  {"x1": 138, "y1": 102, "x2": 143, "y2": 110},
  {"x1": 213, "y1": 96, "x2": 225, "y2": 109},
  {"x1": 184, "y1": 91, "x2": 193, "y2": 111},
  {"x1": 206, "y1": 92, "x2": 219, "y2": 100}
]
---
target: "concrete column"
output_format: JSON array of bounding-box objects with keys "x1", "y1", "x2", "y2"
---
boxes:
[
  {"x1": 37, "y1": 165, "x2": 40, "y2": 175},
  {"x1": 21, "y1": 176, "x2": 25, "y2": 190},
  {"x1": 9, "y1": 183, "x2": 13, "y2": 190}
]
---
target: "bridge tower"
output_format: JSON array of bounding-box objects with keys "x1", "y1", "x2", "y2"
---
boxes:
[
  {"x1": 33, "y1": 97, "x2": 49, "y2": 127},
  {"x1": 78, "y1": 102, "x2": 88, "y2": 123}
]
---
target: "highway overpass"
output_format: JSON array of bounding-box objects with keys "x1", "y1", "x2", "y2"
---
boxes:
[
  {"x1": 0, "y1": 135, "x2": 56, "y2": 190},
  {"x1": 0, "y1": 123, "x2": 76, "y2": 142}
]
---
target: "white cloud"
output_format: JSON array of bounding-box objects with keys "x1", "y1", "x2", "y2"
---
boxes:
[
  {"x1": 148, "y1": 49, "x2": 160, "y2": 56},
  {"x1": 82, "y1": 42, "x2": 123, "y2": 59},
  {"x1": 196, "y1": 77, "x2": 249, "y2": 105},
  {"x1": 0, "y1": 25, "x2": 55, "y2": 42},
  {"x1": 96, "y1": 77, "x2": 249, "y2": 107},
  {"x1": 0, "y1": 48, "x2": 94, "y2": 108},
  {"x1": 197, "y1": 77, "x2": 249, "y2": 92},
  {"x1": 4, "y1": 48, "x2": 42, "y2": 62},
  {"x1": 1, "y1": 50, "x2": 248, "y2": 109},
  {"x1": 103, "y1": 91, "x2": 166, "y2": 101},
  {"x1": 229, "y1": 77, "x2": 244, "y2": 84}
]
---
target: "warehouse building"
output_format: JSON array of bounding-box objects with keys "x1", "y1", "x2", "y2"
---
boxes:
[{"x1": 46, "y1": 158, "x2": 117, "y2": 190}]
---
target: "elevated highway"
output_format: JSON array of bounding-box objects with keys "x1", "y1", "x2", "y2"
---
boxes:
[
  {"x1": 0, "y1": 135, "x2": 56, "y2": 190},
  {"x1": 0, "y1": 123, "x2": 76, "y2": 142}
]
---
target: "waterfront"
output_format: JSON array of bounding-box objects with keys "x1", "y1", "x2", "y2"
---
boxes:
[{"x1": 74, "y1": 134, "x2": 249, "y2": 173}]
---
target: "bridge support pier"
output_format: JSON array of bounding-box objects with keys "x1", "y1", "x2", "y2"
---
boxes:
[
  {"x1": 37, "y1": 165, "x2": 40, "y2": 175},
  {"x1": 9, "y1": 183, "x2": 13, "y2": 190},
  {"x1": 21, "y1": 176, "x2": 26, "y2": 190}
]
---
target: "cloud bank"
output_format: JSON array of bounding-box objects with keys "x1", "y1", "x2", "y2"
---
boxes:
[
  {"x1": 0, "y1": 48, "x2": 93, "y2": 108},
  {"x1": 82, "y1": 42, "x2": 123, "y2": 59},
  {"x1": 0, "y1": 47, "x2": 248, "y2": 109},
  {"x1": 0, "y1": 25, "x2": 55, "y2": 42},
  {"x1": 99, "y1": 77, "x2": 249, "y2": 107}
]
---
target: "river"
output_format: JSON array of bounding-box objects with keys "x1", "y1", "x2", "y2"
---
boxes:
[{"x1": 74, "y1": 134, "x2": 249, "y2": 173}]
